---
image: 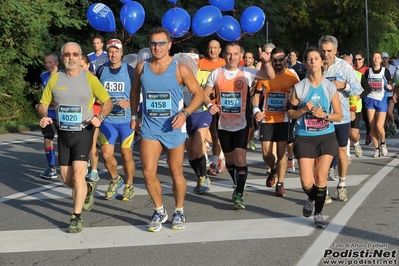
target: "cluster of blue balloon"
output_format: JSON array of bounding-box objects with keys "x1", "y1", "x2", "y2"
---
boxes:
[
  {"x1": 86, "y1": 0, "x2": 265, "y2": 41},
  {"x1": 162, "y1": 0, "x2": 265, "y2": 41},
  {"x1": 86, "y1": 1, "x2": 145, "y2": 35}
]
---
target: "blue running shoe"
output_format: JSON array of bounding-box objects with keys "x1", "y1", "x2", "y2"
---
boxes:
[
  {"x1": 172, "y1": 211, "x2": 186, "y2": 230},
  {"x1": 105, "y1": 175, "x2": 124, "y2": 200}
]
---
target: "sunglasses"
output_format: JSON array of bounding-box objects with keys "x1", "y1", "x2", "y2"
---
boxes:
[
  {"x1": 149, "y1": 41, "x2": 169, "y2": 47},
  {"x1": 63, "y1": 52, "x2": 80, "y2": 57},
  {"x1": 354, "y1": 58, "x2": 363, "y2": 61},
  {"x1": 272, "y1": 58, "x2": 285, "y2": 63}
]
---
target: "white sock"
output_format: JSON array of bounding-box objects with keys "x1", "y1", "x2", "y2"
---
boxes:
[
  {"x1": 353, "y1": 141, "x2": 359, "y2": 147},
  {"x1": 338, "y1": 177, "x2": 346, "y2": 187}
]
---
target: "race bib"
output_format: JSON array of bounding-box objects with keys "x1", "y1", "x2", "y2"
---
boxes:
[
  {"x1": 369, "y1": 78, "x2": 383, "y2": 92},
  {"x1": 58, "y1": 105, "x2": 83, "y2": 131},
  {"x1": 267, "y1": 92, "x2": 286, "y2": 112},
  {"x1": 146, "y1": 92, "x2": 172, "y2": 118},
  {"x1": 109, "y1": 96, "x2": 126, "y2": 117},
  {"x1": 104, "y1": 81, "x2": 125, "y2": 92},
  {"x1": 304, "y1": 112, "x2": 330, "y2": 132},
  {"x1": 221, "y1": 92, "x2": 242, "y2": 113}
]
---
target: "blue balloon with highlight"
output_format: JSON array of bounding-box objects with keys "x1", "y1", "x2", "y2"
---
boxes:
[
  {"x1": 209, "y1": 0, "x2": 234, "y2": 11},
  {"x1": 240, "y1": 6, "x2": 265, "y2": 34},
  {"x1": 162, "y1": 8, "x2": 191, "y2": 38},
  {"x1": 217, "y1": 15, "x2": 241, "y2": 41},
  {"x1": 120, "y1": 1, "x2": 145, "y2": 35},
  {"x1": 192, "y1": 5, "x2": 222, "y2": 37},
  {"x1": 87, "y1": 3, "x2": 116, "y2": 32}
]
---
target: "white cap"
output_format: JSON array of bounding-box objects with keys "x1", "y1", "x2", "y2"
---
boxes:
[{"x1": 381, "y1": 52, "x2": 389, "y2": 58}]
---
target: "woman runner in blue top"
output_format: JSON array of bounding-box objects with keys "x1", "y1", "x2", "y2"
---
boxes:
[{"x1": 287, "y1": 47, "x2": 342, "y2": 228}]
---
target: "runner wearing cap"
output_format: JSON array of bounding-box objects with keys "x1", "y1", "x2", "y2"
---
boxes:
[{"x1": 97, "y1": 38, "x2": 137, "y2": 201}]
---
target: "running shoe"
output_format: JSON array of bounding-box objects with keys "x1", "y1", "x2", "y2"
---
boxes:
[
  {"x1": 105, "y1": 175, "x2": 124, "y2": 200},
  {"x1": 347, "y1": 155, "x2": 352, "y2": 165},
  {"x1": 385, "y1": 130, "x2": 392, "y2": 138},
  {"x1": 324, "y1": 191, "x2": 332, "y2": 205},
  {"x1": 217, "y1": 158, "x2": 226, "y2": 174},
  {"x1": 85, "y1": 158, "x2": 91, "y2": 176},
  {"x1": 248, "y1": 140, "x2": 256, "y2": 150},
  {"x1": 286, "y1": 158, "x2": 295, "y2": 173},
  {"x1": 354, "y1": 145, "x2": 363, "y2": 158},
  {"x1": 233, "y1": 193, "x2": 245, "y2": 210},
  {"x1": 148, "y1": 209, "x2": 168, "y2": 232},
  {"x1": 380, "y1": 143, "x2": 388, "y2": 156},
  {"x1": 314, "y1": 213, "x2": 326, "y2": 228},
  {"x1": 172, "y1": 211, "x2": 186, "y2": 230},
  {"x1": 303, "y1": 198, "x2": 314, "y2": 217},
  {"x1": 275, "y1": 182, "x2": 286, "y2": 197},
  {"x1": 365, "y1": 134, "x2": 371, "y2": 145},
  {"x1": 88, "y1": 170, "x2": 100, "y2": 182},
  {"x1": 328, "y1": 167, "x2": 337, "y2": 181},
  {"x1": 83, "y1": 181, "x2": 97, "y2": 211},
  {"x1": 195, "y1": 176, "x2": 210, "y2": 194},
  {"x1": 66, "y1": 214, "x2": 83, "y2": 233},
  {"x1": 266, "y1": 171, "x2": 277, "y2": 187},
  {"x1": 122, "y1": 184, "x2": 135, "y2": 201},
  {"x1": 335, "y1": 186, "x2": 348, "y2": 202},
  {"x1": 207, "y1": 163, "x2": 218, "y2": 176},
  {"x1": 40, "y1": 167, "x2": 57, "y2": 179},
  {"x1": 373, "y1": 148, "x2": 380, "y2": 158}
]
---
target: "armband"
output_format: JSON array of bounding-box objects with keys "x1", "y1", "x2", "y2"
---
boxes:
[
  {"x1": 207, "y1": 103, "x2": 213, "y2": 109},
  {"x1": 131, "y1": 115, "x2": 138, "y2": 120},
  {"x1": 286, "y1": 100, "x2": 298, "y2": 111}
]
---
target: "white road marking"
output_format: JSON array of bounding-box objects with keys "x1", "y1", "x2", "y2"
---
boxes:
[
  {"x1": 296, "y1": 155, "x2": 399, "y2": 266},
  {"x1": 0, "y1": 216, "x2": 321, "y2": 253},
  {"x1": 11, "y1": 175, "x2": 368, "y2": 201},
  {"x1": 0, "y1": 138, "x2": 42, "y2": 146}
]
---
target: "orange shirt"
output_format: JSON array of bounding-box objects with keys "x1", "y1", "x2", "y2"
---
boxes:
[
  {"x1": 256, "y1": 69, "x2": 299, "y2": 123},
  {"x1": 199, "y1": 57, "x2": 226, "y2": 71}
]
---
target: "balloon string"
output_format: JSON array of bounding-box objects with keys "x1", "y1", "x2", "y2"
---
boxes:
[
  {"x1": 235, "y1": 32, "x2": 247, "y2": 42},
  {"x1": 172, "y1": 32, "x2": 195, "y2": 44}
]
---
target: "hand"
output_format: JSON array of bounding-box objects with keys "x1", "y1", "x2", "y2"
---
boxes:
[
  {"x1": 254, "y1": 111, "x2": 265, "y2": 122},
  {"x1": 208, "y1": 104, "x2": 220, "y2": 115},
  {"x1": 171, "y1": 112, "x2": 187, "y2": 130},
  {"x1": 393, "y1": 94, "x2": 397, "y2": 104},
  {"x1": 386, "y1": 84, "x2": 392, "y2": 91},
  {"x1": 86, "y1": 116, "x2": 102, "y2": 128},
  {"x1": 117, "y1": 100, "x2": 130, "y2": 109},
  {"x1": 350, "y1": 111, "x2": 356, "y2": 121},
  {"x1": 334, "y1": 80, "x2": 346, "y2": 90},
  {"x1": 40, "y1": 117, "x2": 53, "y2": 128},
  {"x1": 302, "y1": 101, "x2": 314, "y2": 113},
  {"x1": 130, "y1": 119, "x2": 139, "y2": 131},
  {"x1": 258, "y1": 47, "x2": 270, "y2": 64},
  {"x1": 311, "y1": 102, "x2": 324, "y2": 118}
]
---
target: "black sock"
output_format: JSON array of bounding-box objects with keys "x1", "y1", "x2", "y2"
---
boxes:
[
  {"x1": 314, "y1": 186, "x2": 327, "y2": 214},
  {"x1": 73, "y1": 213, "x2": 81, "y2": 218},
  {"x1": 235, "y1": 166, "x2": 248, "y2": 194},
  {"x1": 227, "y1": 164, "x2": 236, "y2": 184},
  {"x1": 303, "y1": 184, "x2": 316, "y2": 201},
  {"x1": 189, "y1": 159, "x2": 199, "y2": 177},
  {"x1": 381, "y1": 141, "x2": 385, "y2": 145},
  {"x1": 196, "y1": 155, "x2": 207, "y2": 177}
]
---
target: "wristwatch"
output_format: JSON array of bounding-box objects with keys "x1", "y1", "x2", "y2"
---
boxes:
[
  {"x1": 97, "y1": 114, "x2": 105, "y2": 121},
  {"x1": 181, "y1": 110, "x2": 190, "y2": 118},
  {"x1": 324, "y1": 113, "x2": 329, "y2": 120}
]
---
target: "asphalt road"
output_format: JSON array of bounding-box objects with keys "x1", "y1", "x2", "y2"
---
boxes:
[{"x1": 0, "y1": 130, "x2": 398, "y2": 266}]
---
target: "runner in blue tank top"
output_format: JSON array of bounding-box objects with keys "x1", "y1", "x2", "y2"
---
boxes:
[
  {"x1": 287, "y1": 47, "x2": 342, "y2": 228},
  {"x1": 130, "y1": 27, "x2": 204, "y2": 232}
]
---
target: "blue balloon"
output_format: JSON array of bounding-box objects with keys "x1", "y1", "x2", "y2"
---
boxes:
[
  {"x1": 192, "y1": 5, "x2": 222, "y2": 37},
  {"x1": 167, "y1": 0, "x2": 177, "y2": 4},
  {"x1": 87, "y1": 3, "x2": 116, "y2": 32},
  {"x1": 209, "y1": 0, "x2": 234, "y2": 11},
  {"x1": 216, "y1": 15, "x2": 241, "y2": 41},
  {"x1": 162, "y1": 8, "x2": 191, "y2": 38},
  {"x1": 120, "y1": 1, "x2": 145, "y2": 35},
  {"x1": 240, "y1": 6, "x2": 265, "y2": 34},
  {"x1": 120, "y1": 0, "x2": 132, "y2": 3}
]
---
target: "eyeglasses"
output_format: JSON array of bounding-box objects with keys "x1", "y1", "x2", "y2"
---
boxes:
[
  {"x1": 272, "y1": 58, "x2": 285, "y2": 63},
  {"x1": 63, "y1": 52, "x2": 80, "y2": 57},
  {"x1": 354, "y1": 58, "x2": 363, "y2": 61},
  {"x1": 149, "y1": 41, "x2": 169, "y2": 47}
]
